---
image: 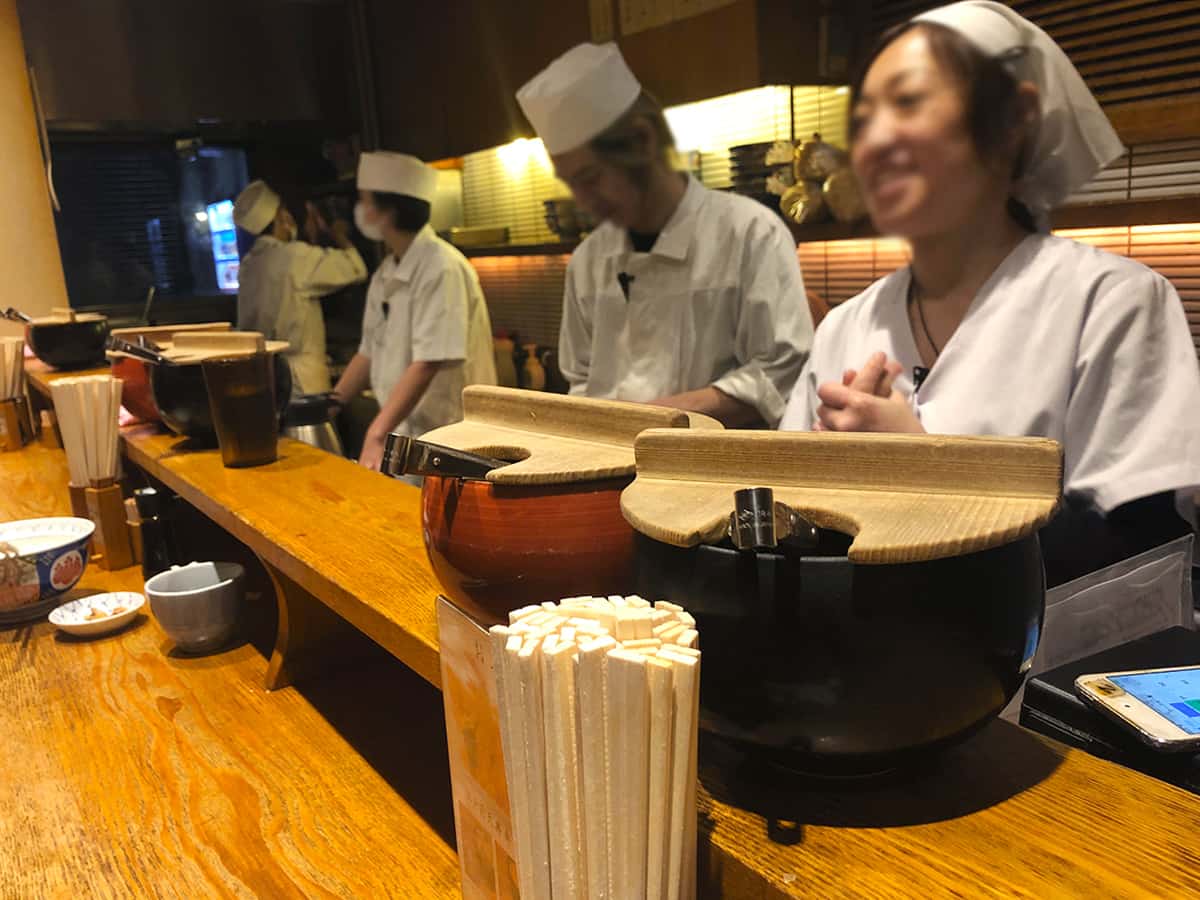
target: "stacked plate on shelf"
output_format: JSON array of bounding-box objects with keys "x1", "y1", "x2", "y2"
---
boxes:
[{"x1": 727, "y1": 140, "x2": 796, "y2": 210}]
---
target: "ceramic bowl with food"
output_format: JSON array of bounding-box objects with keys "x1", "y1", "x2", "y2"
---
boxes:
[
  {"x1": 50, "y1": 591, "x2": 144, "y2": 636},
  {"x1": 0, "y1": 517, "x2": 94, "y2": 623}
]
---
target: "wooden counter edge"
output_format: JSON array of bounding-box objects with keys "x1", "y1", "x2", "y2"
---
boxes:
[{"x1": 119, "y1": 427, "x2": 443, "y2": 690}]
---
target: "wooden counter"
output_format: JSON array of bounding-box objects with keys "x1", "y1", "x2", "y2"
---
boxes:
[
  {"x1": 113, "y1": 430, "x2": 1200, "y2": 898},
  {"x1": 9, "y1": 381, "x2": 1200, "y2": 897},
  {"x1": 0, "y1": 442, "x2": 460, "y2": 898},
  {"x1": 120, "y1": 426, "x2": 444, "y2": 689}
]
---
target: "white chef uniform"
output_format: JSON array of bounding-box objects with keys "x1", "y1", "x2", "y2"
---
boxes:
[
  {"x1": 233, "y1": 179, "x2": 367, "y2": 395},
  {"x1": 517, "y1": 43, "x2": 811, "y2": 426},
  {"x1": 781, "y1": 232, "x2": 1200, "y2": 514},
  {"x1": 355, "y1": 152, "x2": 497, "y2": 437},
  {"x1": 237, "y1": 238, "x2": 367, "y2": 394},
  {"x1": 781, "y1": 2, "x2": 1200, "y2": 517},
  {"x1": 358, "y1": 225, "x2": 497, "y2": 437},
  {"x1": 560, "y1": 176, "x2": 812, "y2": 426}
]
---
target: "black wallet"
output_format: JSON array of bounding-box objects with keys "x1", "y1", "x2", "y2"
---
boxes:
[{"x1": 1019, "y1": 626, "x2": 1200, "y2": 794}]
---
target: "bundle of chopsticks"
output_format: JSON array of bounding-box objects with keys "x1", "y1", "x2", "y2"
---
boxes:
[
  {"x1": 491, "y1": 595, "x2": 700, "y2": 900},
  {"x1": 0, "y1": 338, "x2": 25, "y2": 400},
  {"x1": 49, "y1": 375, "x2": 123, "y2": 487}
]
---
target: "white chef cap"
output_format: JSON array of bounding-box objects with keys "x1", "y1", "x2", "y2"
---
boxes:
[
  {"x1": 232, "y1": 180, "x2": 280, "y2": 235},
  {"x1": 912, "y1": 1, "x2": 1124, "y2": 222},
  {"x1": 516, "y1": 43, "x2": 642, "y2": 156},
  {"x1": 357, "y1": 152, "x2": 439, "y2": 204}
]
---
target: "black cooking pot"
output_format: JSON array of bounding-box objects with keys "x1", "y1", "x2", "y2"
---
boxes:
[
  {"x1": 24, "y1": 314, "x2": 110, "y2": 369},
  {"x1": 149, "y1": 353, "x2": 292, "y2": 446},
  {"x1": 633, "y1": 529, "x2": 1045, "y2": 775}
]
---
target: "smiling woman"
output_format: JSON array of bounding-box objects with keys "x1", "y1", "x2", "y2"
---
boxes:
[
  {"x1": 780, "y1": 0, "x2": 1200, "y2": 585},
  {"x1": 850, "y1": 19, "x2": 1039, "y2": 236}
]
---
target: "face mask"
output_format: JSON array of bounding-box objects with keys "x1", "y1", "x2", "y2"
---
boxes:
[{"x1": 354, "y1": 202, "x2": 384, "y2": 241}]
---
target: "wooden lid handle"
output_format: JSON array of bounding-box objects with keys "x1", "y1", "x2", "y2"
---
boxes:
[
  {"x1": 418, "y1": 386, "x2": 703, "y2": 485},
  {"x1": 171, "y1": 331, "x2": 266, "y2": 354},
  {"x1": 620, "y1": 429, "x2": 1063, "y2": 564}
]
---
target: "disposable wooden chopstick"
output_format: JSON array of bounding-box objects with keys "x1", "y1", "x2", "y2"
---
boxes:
[
  {"x1": 490, "y1": 629, "x2": 536, "y2": 900},
  {"x1": 645, "y1": 656, "x2": 675, "y2": 900},
  {"x1": 0, "y1": 338, "x2": 23, "y2": 398},
  {"x1": 493, "y1": 596, "x2": 701, "y2": 900},
  {"x1": 577, "y1": 633, "x2": 616, "y2": 900},
  {"x1": 50, "y1": 379, "x2": 88, "y2": 486},
  {"x1": 542, "y1": 634, "x2": 587, "y2": 900},
  {"x1": 82, "y1": 378, "x2": 101, "y2": 483},
  {"x1": 658, "y1": 647, "x2": 700, "y2": 900},
  {"x1": 105, "y1": 376, "x2": 121, "y2": 479},
  {"x1": 517, "y1": 637, "x2": 554, "y2": 900},
  {"x1": 608, "y1": 647, "x2": 651, "y2": 900}
]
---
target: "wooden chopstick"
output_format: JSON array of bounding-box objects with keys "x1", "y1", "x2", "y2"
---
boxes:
[
  {"x1": 491, "y1": 597, "x2": 701, "y2": 900},
  {"x1": 645, "y1": 656, "x2": 675, "y2": 900},
  {"x1": 543, "y1": 635, "x2": 587, "y2": 899}
]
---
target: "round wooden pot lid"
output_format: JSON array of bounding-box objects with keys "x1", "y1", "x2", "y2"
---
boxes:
[
  {"x1": 418, "y1": 385, "x2": 722, "y2": 486},
  {"x1": 620, "y1": 429, "x2": 1063, "y2": 564}
]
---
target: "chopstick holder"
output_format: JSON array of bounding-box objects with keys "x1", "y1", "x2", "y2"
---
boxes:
[
  {"x1": 39, "y1": 410, "x2": 61, "y2": 449},
  {"x1": 85, "y1": 478, "x2": 133, "y2": 571},
  {"x1": 67, "y1": 483, "x2": 89, "y2": 519},
  {"x1": 0, "y1": 396, "x2": 32, "y2": 451},
  {"x1": 124, "y1": 498, "x2": 143, "y2": 566}
]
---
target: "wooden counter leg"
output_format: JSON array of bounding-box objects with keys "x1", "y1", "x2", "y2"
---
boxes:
[{"x1": 260, "y1": 557, "x2": 362, "y2": 692}]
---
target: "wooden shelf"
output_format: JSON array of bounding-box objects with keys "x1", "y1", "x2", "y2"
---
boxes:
[
  {"x1": 788, "y1": 195, "x2": 1200, "y2": 243},
  {"x1": 787, "y1": 218, "x2": 882, "y2": 243},
  {"x1": 1050, "y1": 196, "x2": 1200, "y2": 230},
  {"x1": 451, "y1": 196, "x2": 1196, "y2": 254},
  {"x1": 460, "y1": 241, "x2": 580, "y2": 258}
]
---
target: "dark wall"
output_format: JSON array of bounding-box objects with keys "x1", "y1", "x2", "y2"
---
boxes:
[
  {"x1": 366, "y1": 0, "x2": 591, "y2": 160},
  {"x1": 18, "y1": 0, "x2": 357, "y2": 131}
]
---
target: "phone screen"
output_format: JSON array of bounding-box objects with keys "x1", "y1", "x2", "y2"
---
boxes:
[{"x1": 1110, "y1": 668, "x2": 1200, "y2": 735}]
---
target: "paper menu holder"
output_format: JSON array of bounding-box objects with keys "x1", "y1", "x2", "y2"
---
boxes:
[{"x1": 436, "y1": 595, "x2": 522, "y2": 899}]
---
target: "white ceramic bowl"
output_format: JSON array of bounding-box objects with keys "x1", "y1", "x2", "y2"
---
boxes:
[
  {"x1": 50, "y1": 592, "x2": 144, "y2": 637},
  {"x1": 145, "y1": 561, "x2": 244, "y2": 653},
  {"x1": 0, "y1": 517, "x2": 95, "y2": 624}
]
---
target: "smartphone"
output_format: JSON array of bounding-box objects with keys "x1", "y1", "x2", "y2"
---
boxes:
[{"x1": 1075, "y1": 665, "x2": 1200, "y2": 752}]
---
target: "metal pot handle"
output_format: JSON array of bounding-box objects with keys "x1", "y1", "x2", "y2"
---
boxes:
[
  {"x1": 382, "y1": 434, "x2": 507, "y2": 481},
  {"x1": 729, "y1": 487, "x2": 818, "y2": 551}
]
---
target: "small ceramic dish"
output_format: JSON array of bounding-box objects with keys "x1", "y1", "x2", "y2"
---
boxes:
[{"x1": 49, "y1": 592, "x2": 144, "y2": 637}]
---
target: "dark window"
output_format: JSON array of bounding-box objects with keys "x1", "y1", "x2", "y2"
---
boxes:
[{"x1": 49, "y1": 140, "x2": 248, "y2": 311}]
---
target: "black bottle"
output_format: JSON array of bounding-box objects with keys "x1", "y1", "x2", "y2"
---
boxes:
[{"x1": 133, "y1": 488, "x2": 177, "y2": 581}]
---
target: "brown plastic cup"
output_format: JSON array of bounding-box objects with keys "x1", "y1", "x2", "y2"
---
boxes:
[{"x1": 201, "y1": 353, "x2": 278, "y2": 468}]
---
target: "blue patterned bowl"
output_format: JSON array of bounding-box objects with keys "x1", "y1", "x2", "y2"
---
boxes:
[{"x1": 0, "y1": 517, "x2": 95, "y2": 623}]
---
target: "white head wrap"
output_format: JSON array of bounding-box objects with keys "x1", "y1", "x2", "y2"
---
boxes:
[
  {"x1": 232, "y1": 180, "x2": 281, "y2": 234},
  {"x1": 516, "y1": 43, "x2": 642, "y2": 156},
  {"x1": 912, "y1": 1, "x2": 1124, "y2": 223}
]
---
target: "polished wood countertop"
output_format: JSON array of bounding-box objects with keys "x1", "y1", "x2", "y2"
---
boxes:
[
  {"x1": 120, "y1": 426, "x2": 444, "y2": 688},
  {"x1": 0, "y1": 442, "x2": 460, "y2": 898},
  {"x1": 9, "y1": 379, "x2": 1200, "y2": 897}
]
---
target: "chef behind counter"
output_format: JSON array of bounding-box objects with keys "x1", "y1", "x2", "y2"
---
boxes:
[
  {"x1": 516, "y1": 43, "x2": 814, "y2": 429},
  {"x1": 233, "y1": 180, "x2": 368, "y2": 396},
  {"x1": 331, "y1": 152, "x2": 498, "y2": 472},
  {"x1": 780, "y1": 0, "x2": 1200, "y2": 586}
]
